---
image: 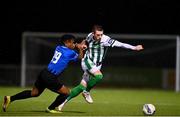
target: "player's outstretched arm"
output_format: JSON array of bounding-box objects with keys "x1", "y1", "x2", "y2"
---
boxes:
[{"x1": 109, "y1": 39, "x2": 144, "y2": 51}]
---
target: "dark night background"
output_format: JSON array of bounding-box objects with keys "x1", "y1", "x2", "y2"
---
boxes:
[{"x1": 1, "y1": 0, "x2": 180, "y2": 65}]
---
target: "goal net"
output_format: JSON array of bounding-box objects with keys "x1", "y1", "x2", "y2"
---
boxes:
[{"x1": 21, "y1": 32, "x2": 180, "y2": 92}]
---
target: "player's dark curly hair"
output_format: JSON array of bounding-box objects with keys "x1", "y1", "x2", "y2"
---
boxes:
[{"x1": 60, "y1": 34, "x2": 76, "y2": 45}]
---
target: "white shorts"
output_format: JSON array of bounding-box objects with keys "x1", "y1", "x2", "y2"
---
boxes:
[{"x1": 81, "y1": 58, "x2": 102, "y2": 84}]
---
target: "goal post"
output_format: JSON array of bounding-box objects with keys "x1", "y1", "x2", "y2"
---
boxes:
[
  {"x1": 176, "y1": 36, "x2": 180, "y2": 92},
  {"x1": 21, "y1": 32, "x2": 180, "y2": 92}
]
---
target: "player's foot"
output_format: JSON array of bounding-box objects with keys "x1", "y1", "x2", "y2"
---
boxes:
[
  {"x1": 82, "y1": 90, "x2": 93, "y2": 104},
  {"x1": 56, "y1": 99, "x2": 67, "y2": 112},
  {"x1": 56, "y1": 106, "x2": 63, "y2": 112},
  {"x1": 46, "y1": 107, "x2": 62, "y2": 114},
  {"x1": 2, "y1": 96, "x2": 11, "y2": 112}
]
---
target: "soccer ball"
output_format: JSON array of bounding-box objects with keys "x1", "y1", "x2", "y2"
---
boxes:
[{"x1": 142, "y1": 104, "x2": 156, "y2": 116}]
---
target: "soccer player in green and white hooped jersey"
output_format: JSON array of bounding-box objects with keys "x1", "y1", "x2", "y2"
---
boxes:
[{"x1": 57, "y1": 25, "x2": 144, "y2": 111}]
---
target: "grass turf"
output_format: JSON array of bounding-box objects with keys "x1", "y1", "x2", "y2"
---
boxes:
[{"x1": 0, "y1": 86, "x2": 180, "y2": 116}]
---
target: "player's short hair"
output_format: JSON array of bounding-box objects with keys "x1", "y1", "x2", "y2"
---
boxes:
[
  {"x1": 60, "y1": 34, "x2": 76, "y2": 45},
  {"x1": 92, "y1": 24, "x2": 103, "y2": 32}
]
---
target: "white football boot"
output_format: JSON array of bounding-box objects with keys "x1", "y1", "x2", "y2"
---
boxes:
[{"x1": 82, "y1": 90, "x2": 93, "y2": 104}]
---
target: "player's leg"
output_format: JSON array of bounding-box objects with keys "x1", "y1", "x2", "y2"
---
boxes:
[
  {"x1": 47, "y1": 85, "x2": 70, "y2": 113},
  {"x1": 43, "y1": 70, "x2": 70, "y2": 113},
  {"x1": 64, "y1": 60, "x2": 103, "y2": 102},
  {"x1": 57, "y1": 63, "x2": 103, "y2": 110},
  {"x1": 60, "y1": 70, "x2": 103, "y2": 106},
  {"x1": 65, "y1": 59, "x2": 93, "y2": 102},
  {"x1": 86, "y1": 71, "x2": 103, "y2": 92},
  {"x1": 11, "y1": 86, "x2": 44, "y2": 102},
  {"x1": 2, "y1": 70, "x2": 46, "y2": 112},
  {"x1": 10, "y1": 69, "x2": 46, "y2": 101},
  {"x1": 56, "y1": 72, "x2": 88, "y2": 111},
  {"x1": 57, "y1": 80, "x2": 86, "y2": 111},
  {"x1": 81, "y1": 64, "x2": 103, "y2": 103},
  {"x1": 59, "y1": 59, "x2": 93, "y2": 103},
  {"x1": 82, "y1": 71, "x2": 103, "y2": 103},
  {"x1": 66, "y1": 73, "x2": 87, "y2": 102},
  {"x1": 80, "y1": 72, "x2": 93, "y2": 103},
  {"x1": 57, "y1": 60, "x2": 103, "y2": 110},
  {"x1": 2, "y1": 86, "x2": 44, "y2": 112},
  {"x1": 82, "y1": 58, "x2": 103, "y2": 92}
]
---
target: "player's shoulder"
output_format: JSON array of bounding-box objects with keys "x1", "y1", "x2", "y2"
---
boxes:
[
  {"x1": 56, "y1": 45, "x2": 73, "y2": 52},
  {"x1": 56, "y1": 45, "x2": 66, "y2": 50},
  {"x1": 64, "y1": 48, "x2": 77, "y2": 57},
  {"x1": 101, "y1": 34, "x2": 111, "y2": 42},
  {"x1": 87, "y1": 32, "x2": 93, "y2": 37},
  {"x1": 55, "y1": 45, "x2": 62, "y2": 50},
  {"x1": 86, "y1": 33, "x2": 93, "y2": 40}
]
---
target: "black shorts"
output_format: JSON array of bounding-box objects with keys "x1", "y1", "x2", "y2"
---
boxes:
[{"x1": 34, "y1": 68, "x2": 63, "y2": 93}]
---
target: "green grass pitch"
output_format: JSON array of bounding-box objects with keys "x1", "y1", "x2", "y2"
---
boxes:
[{"x1": 0, "y1": 87, "x2": 180, "y2": 116}]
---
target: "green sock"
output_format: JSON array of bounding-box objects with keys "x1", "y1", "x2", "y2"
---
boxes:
[
  {"x1": 86, "y1": 74, "x2": 103, "y2": 92},
  {"x1": 67, "y1": 84, "x2": 86, "y2": 101}
]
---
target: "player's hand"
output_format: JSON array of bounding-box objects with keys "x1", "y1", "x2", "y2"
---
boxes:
[
  {"x1": 81, "y1": 44, "x2": 87, "y2": 50},
  {"x1": 80, "y1": 39, "x2": 87, "y2": 50},
  {"x1": 134, "y1": 45, "x2": 143, "y2": 51},
  {"x1": 75, "y1": 43, "x2": 87, "y2": 50}
]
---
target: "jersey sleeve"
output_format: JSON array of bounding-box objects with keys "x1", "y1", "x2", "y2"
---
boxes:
[
  {"x1": 102, "y1": 35, "x2": 116, "y2": 47},
  {"x1": 112, "y1": 40, "x2": 136, "y2": 50},
  {"x1": 102, "y1": 35, "x2": 136, "y2": 50},
  {"x1": 70, "y1": 51, "x2": 79, "y2": 62},
  {"x1": 86, "y1": 33, "x2": 93, "y2": 43}
]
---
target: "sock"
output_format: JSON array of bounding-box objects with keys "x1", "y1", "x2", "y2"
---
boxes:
[
  {"x1": 86, "y1": 74, "x2": 103, "y2": 92},
  {"x1": 48, "y1": 94, "x2": 68, "y2": 110},
  {"x1": 10, "y1": 90, "x2": 32, "y2": 102},
  {"x1": 66, "y1": 84, "x2": 86, "y2": 101}
]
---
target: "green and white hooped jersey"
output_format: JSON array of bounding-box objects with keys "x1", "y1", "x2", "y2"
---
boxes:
[{"x1": 83, "y1": 33, "x2": 115, "y2": 67}]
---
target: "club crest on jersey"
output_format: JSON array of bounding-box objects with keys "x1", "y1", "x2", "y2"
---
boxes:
[{"x1": 108, "y1": 39, "x2": 114, "y2": 44}]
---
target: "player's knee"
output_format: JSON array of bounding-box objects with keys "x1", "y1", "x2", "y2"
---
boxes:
[
  {"x1": 31, "y1": 90, "x2": 40, "y2": 97},
  {"x1": 58, "y1": 85, "x2": 71, "y2": 95},
  {"x1": 31, "y1": 87, "x2": 42, "y2": 97},
  {"x1": 95, "y1": 74, "x2": 103, "y2": 81},
  {"x1": 31, "y1": 93, "x2": 40, "y2": 97},
  {"x1": 62, "y1": 89, "x2": 70, "y2": 95}
]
